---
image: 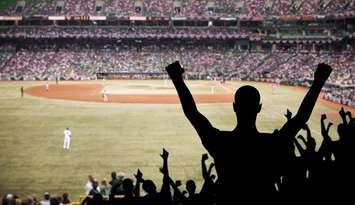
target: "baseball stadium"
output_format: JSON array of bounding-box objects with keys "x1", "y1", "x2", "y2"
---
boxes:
[{"x1": 0, "y1": 0, "x2": 354, "y2": 204}]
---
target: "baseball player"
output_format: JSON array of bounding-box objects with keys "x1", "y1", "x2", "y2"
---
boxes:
[
  {"x1": 102, "y1": 89, "x2": 108, "y2": 102},
  {"x1": 63, "y1": 128, "x2": 72, "y2": 150},
  {"x1": 45, "y1": 82, "x2": 49, "y2": 91},
  {"x1": 211, "y1": 85, "x2": 216, "y2": 94},
  {"x1": 20, "y1": 86, "x2": 24, "y2": 98}
]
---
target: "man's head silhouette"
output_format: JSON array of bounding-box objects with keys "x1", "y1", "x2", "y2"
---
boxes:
[{"x1": 233, "y1": 85, "x2": 262, "y2": 127}]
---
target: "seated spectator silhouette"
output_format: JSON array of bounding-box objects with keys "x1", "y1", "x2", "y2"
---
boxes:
[
  {"x1": 108, "y1": 169, "x2": 141, "y2": 204},
  {"x1": 40, "y1": 192, "x2": 50, "y2": 205},
  {"x1": 81, "y1": 193, "x2": 106, "y2": 205},
  {"x1": 166, "y1": 61, "x2": 332, "y2": 204},
  {"x1": 89, "y1": 180, "x2": 100, "y2": 195},
  {"x1": 141, "y1": 180, "x2": 159, "y2": 204},
  {"x1": 49, "y1": 196, "x2": 61, "y2": 205},
  {"x1": 183, "y1": 180, "x2": 201, "y2": 205},
  {"x1": 110, "y1": 177, "x2": 139, "y2": 205},
  {"x1": 62, "y1": 193, "x2": 70, "y2": 204},
  {"x1": 99, "y1": 178, "x2": 110, "y2": 196},
  {"x1": 110, "y1": 171, "x2": 125, "y2": 196},
  {"x1": 2, "y1": 194, "x2": 17, "y2": 205},
  {"x1": 85, "y1": 175, "x2": 95, "y2": 195}
]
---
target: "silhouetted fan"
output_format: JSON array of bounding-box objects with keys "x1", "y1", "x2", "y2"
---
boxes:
[{"x1": 166, "y1": 61, "x2": 333, "y2": 204}]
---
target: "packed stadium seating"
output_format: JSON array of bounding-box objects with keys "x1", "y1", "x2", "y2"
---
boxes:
[
  {"x1": 0, "y1": 41, "x2": 354, "y2": 107},
  {"x1": 0, "y1": 27, "x2": 251, "y2": 39},
  {"x1": 0, "y1": 2, "x2": 354, "y2": 107},
  {"x1": 0, "y1": 0, "x2": 354, "y2": 17}
]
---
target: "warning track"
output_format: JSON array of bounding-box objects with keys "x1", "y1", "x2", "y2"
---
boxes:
[{"x1": 25, "y1": 84, "x2": 234, "y2": 104}]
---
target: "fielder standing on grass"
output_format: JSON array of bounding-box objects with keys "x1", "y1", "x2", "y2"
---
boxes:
[
  {"x1": 63, "y1": 127, "x2": 72, "y2": 150},
  {"x1": 20, "y1": 86, "x2": 24, "y2": 98},
  {"x1": 102, "y1": 89, "x2": 108, "y2": 102}
]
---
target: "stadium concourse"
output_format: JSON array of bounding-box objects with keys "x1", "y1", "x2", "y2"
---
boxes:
[{"x1": 0, "y1": 0, "x2": 355, "y2": 204}]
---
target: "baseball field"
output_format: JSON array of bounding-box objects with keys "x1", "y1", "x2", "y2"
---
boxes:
[{"x1": 0, "y1": 80, "x2": 353, "y2": 201}]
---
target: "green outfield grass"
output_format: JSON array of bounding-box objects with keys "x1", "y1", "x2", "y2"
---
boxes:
[{"x1": 0, "y1": 80, "x2": 345, "y2": 201}]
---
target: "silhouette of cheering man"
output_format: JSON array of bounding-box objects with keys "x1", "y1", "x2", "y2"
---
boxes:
[{"x1": 166, "y1": 61, "x2": 332, "y2": 204}]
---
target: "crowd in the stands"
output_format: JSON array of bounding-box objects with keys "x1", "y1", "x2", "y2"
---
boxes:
[
  {"x1": 0, "y1": 0, "x2": 354, "y2": 17},
  {"x1": 0, "y1": 42, "x2": 353, "y2": 107}
]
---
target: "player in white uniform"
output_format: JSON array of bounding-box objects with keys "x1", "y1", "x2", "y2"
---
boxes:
[
  {"x1": 102, "y1": 89, "x2": 108, "y2": 102},
  {"x1": 272, "y1": 79, "x2": 280, "y2": 94},
  {"x1": 63, "y1": 128, "x2": 72, "y2": 150},
  {"x1": 211, "y1": 85, "x2": 216, "y2": 94}
]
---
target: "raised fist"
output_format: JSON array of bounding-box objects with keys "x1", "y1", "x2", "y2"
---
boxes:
[
  {"x1": 175, "y1": 180, "x2": 182, "y2": 187},
  {"x1": 321, "y1": 114, "x2": 327, "y2": 121},
  {"x1": 202, "y1": 153, "x2": 209, "y2": 161},
  {"x1": 165, "y1": 61, "x2": 184, "y2": 79},
  {"x1": 284, "y1": 109, "x2": 292, "y2": 121},
  {"x1": 160, "y1": 148, "x2": 169, "y2": 160},
  {"x1": 134, "y1": 169, "x2": 143, "y2": 181}
]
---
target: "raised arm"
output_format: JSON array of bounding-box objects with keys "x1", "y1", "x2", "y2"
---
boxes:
[
  {"x1": 166, "y1": 61, "x2": 215, "y2": 140},
  {"x1": 279, "y1": 63, "x2": 332, "y2": 139},
  {"x1": 133, "y1": 169, "x2": 143, "y2": 198},
  {"x1": 201, "y1": 154, "x2": 209, "y2": 180},
  {"x1": 319, "y1": 114, "x2": 333, "y2": 160},
  {"x1": 159, "y1": 148, "x2": 172, "y2": 203}
]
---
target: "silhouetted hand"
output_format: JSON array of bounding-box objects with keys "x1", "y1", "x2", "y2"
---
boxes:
[
  {"x1": 134, "y1": 169, "x2": 143, "y2": 182},
  {"x1": 160, "y1": 148, "x2": 169, "y2": 160},
  {"x1": 299, "y1": 124, "x2": 316, "y2": 151},
  {"x1": 202, "y1": 153, "x2": 209, "y2": 161},
  {"x1": 165, "y1": 61, "x2": 184, "y2": 79},
  {"x1": 175, "y1": 180, "x2": 182, "y2": 187},
  {"x1": 320, "y1": 114, "x2": 333, "y2": 160},
  {"x1": 314, "y1": 63, "x2": 332, "y2": 83},
  {"x1": 321, "y1": 114, "x2": 333, "y2": 138},
  {"x1": 284, "y1": 109, "x2": 292, "y2": 121}
]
